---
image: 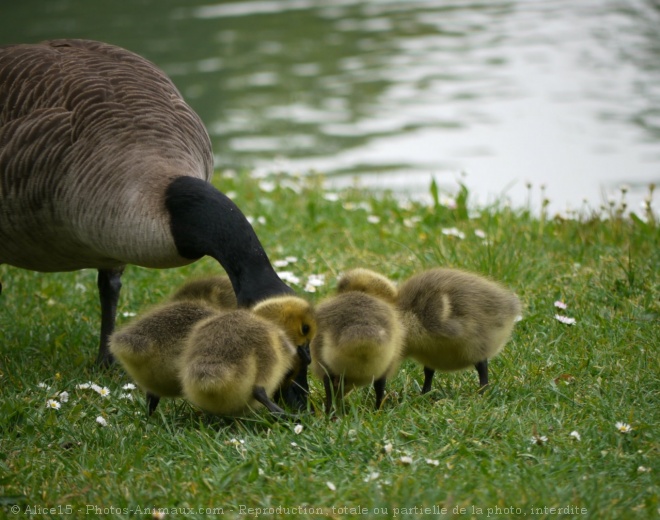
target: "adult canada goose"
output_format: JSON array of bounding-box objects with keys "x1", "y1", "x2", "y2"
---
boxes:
[
  {"x1": 396, "y1": 268, "x2": 521, "y2": 393},
  {"x1": 179, "y1": 309, "x2": 300, "y2": 417},
  {"x1": 169, "y1": 275, "x2": 237, "y2": 309},
  {"x1": 109, "y1": 300, "x2": 220, "y2": 415},
  {"x1": 0, "y1": 39, "x2": 292, "y2": 368},
  {"x1": 311, "y1": 290, "x2": 404, "y2": 413}
]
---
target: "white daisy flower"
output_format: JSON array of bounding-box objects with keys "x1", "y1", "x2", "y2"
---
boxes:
[
  {"x1": 76, "y1": 382, "x2": 92, "y2": 390},
  {"x1": 122, "y1": 383, "x2": 136, "y2": 390},
  {"x1": 46, "y1": 399, "x2": 61, "y2": 410},
  {"x1": 383, "y1": 443, "x2": 393, "y2": 454},
  {"x1": 399, "y1": 456, "x2": 414, "y2": 465},
  {"x1": 273, "y1": 259, "x2": 290, "y2": 268},
  {"x1": 615, "y1": 422, "x2": 632, "y2": 434},
  {"x1": 96, "y1": 416, "x2": 108, "y2": 427},
  {"x1": 307, "y1": 274, "x2": 325, "y2": 286},
  {"x1": 294, "y1": 424, "x2": 303, "y2": 434},
  {"x1": 554, "y1": 315, "x2": 576, "y2": 325},
  {"x1": 530, "y1": 434, "x2": 548, "y2": 445},
  {"x1": 326, "y1": 482, "x2": 336, "y2": 491},
  {"x1": 554, "y1": 301, "x2": 568, "y2": 310},
  {"x1": 441, "y1": 227, "x2": 465, "y2": 239},
  {"x1": 38, "y1": 382, "x2": 49, "y2": 389},
  {"x1": 323, "y1": 193, "x2": 340, "y2": 202},
  {"x1": 58, "y1": 391, "x2": 69, "y2": 403},
  {"x1": 122, "y1": 311, "x2": 137, "y2": 318},
  {"x1": 95, "y1": 386, "x2": 111, "y2": 398},
  {"x1": 474, "y1": 229, "x2": 487, "y2": 239},
  {"x1": 277, "y1": 271, "x2": 301, "y2": 285},
  {"x1": 120, "y1": 393, "x2": 134, "y2": 401},
  {"x1": 364, "y1": 472, "x2": 380, "y2": 482},
  {"x1": 367, "y1": 215, "x2": 381, "y2": 224},
  {"x1": 425, "y1": 458, "x2": 440, "y2": 466},
  {"x1": 285, "y1": 256, "x2": 298, "y2": 263},
  {"x1": 569, "y1": 431, "x2": 581, "y2": 441}
]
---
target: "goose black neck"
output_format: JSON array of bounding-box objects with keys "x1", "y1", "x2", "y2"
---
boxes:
[{"x1": 165, "y1": 176, "x2": 293, "y2": 306}]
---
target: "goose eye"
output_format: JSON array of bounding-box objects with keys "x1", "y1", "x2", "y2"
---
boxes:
[{"x1": 301, "y1": 324, "x2": 310, "y2": 335}]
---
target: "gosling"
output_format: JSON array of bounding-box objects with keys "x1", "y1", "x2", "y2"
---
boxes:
[
  {"x1": 178, "y1": 310, "x2": 300, "y2": 417},
  {"x1": 336, "y1": 267, "x2": 398, "y2": 304},
  {"x1": 311, "y1": 287, "x2": 404, "y2": 413},
  {"x1": 396, "y1": 268, "x2": 521, "y2": 393},
  {"x1": 109, "y1": 300, "x2": 220, "y2": 415},
  {"x1": 252, "y1": 295, "x2": 316, "y2": 406},
  {"x1": 169, "y1": 275, "x2": 237, "y2": 309}
]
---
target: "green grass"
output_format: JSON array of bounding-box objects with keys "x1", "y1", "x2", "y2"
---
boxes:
[{"x1": 1, "y1": 172, "x2": 658, "y2": 519}]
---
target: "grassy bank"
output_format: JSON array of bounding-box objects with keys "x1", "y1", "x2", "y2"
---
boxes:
[{"x1": 1, "y1": 172, "x2": 658, "y2": 519}]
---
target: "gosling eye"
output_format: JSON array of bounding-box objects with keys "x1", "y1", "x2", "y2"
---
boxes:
[{"x1": 301, "y1": 323, "x2": 310, "y2": 336}]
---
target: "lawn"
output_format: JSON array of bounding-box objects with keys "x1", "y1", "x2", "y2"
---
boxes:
[{"x1": 1, "y1": 172, "x2": 658, "y2": 519}]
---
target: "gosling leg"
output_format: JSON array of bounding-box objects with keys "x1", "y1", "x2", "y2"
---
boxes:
[
  {"x1": 421, "y1": 366, "x2": 435, "y2": 394},
  {"x1": 323, "y1": 374, "x2": 334, "y2": 415},
  {"x1": 253, "y1": 386, "x2": 288, "y2": 416},
  {"x1": 96, "y1": 267, "x2": 125, "y2": 367},
  {"x1": 146, "y1": 392, "x2": 160, "y2": 416},
  {"x1": 373, "y1": 376, "x2": 386, "y2": 410},
  {"x1": 289, "y1": 345, "x2": 311, "y2": 410},
  {"x1": 475, "y1": 359, "x2": 489, "y2": 393}
]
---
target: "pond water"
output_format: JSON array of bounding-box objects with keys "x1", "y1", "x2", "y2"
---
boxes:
[{"x1": 2, "y1": 0, "x2": 659, "y2": 214}]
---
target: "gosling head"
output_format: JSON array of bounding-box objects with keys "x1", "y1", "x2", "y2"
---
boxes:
[
  {"x1": 252, "y1": 295, "x2": 317, "y2": 348},
  {"x1": 169, "y1": 276, "x2": 237, "y2": 309},
  {"x1": 336, "y1": 268, "x2": 398, "y2": 304}
]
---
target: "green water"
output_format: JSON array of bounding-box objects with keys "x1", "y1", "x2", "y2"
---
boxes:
[{"x1": 2, "y1": 0, "x2": 659, "y2": 212}]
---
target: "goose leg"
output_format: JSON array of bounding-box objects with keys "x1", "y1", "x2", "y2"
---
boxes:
[
  {"x1": 146, "y1": 392, "x2": 160, "y2": 416},
  {"x1": 373, "y1": 376, "x2": 386, "y2": 410},
  {"x1": 253, "y1": 386, "x2": 288, "y2": 416},
  {"x1": 96, "y1": 267, "x2": 124, "y2": 367},
  {"x1": 475, "y1": 359, "x2": 489, "y2": 393},
  {"x1": 421, "y1": 366, "x2": 435, "y2": 394}
]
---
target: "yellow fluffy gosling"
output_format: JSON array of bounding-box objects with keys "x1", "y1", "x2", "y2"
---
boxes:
[
  {"x1": 311, "y1": 284, "x2": 404, "y2": 413},
  {"x1": 178, "y1": 310, "x2": 298, "y2": 417},
  {"x1": 109, "y1": 300, "x2": 220, "y2": 414},
  {"x1": 397, "y1": 268, "x2": 521, "y2": 393},
  {"x1": 169, "y1": 275, "x2": 237, "y2": 309}
]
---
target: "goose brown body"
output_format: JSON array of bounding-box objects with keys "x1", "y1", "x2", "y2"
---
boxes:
[
  {"x1": 0, "y1": 40, "x2": 294, "y2": 375},
  {"x1": 0, "y1": 39, "x2": 211, "y2": 271}
]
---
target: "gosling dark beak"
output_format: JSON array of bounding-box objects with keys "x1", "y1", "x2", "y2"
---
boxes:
[{"x1": 296, "y1": 343, "x2": 311, "y2": 366}]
